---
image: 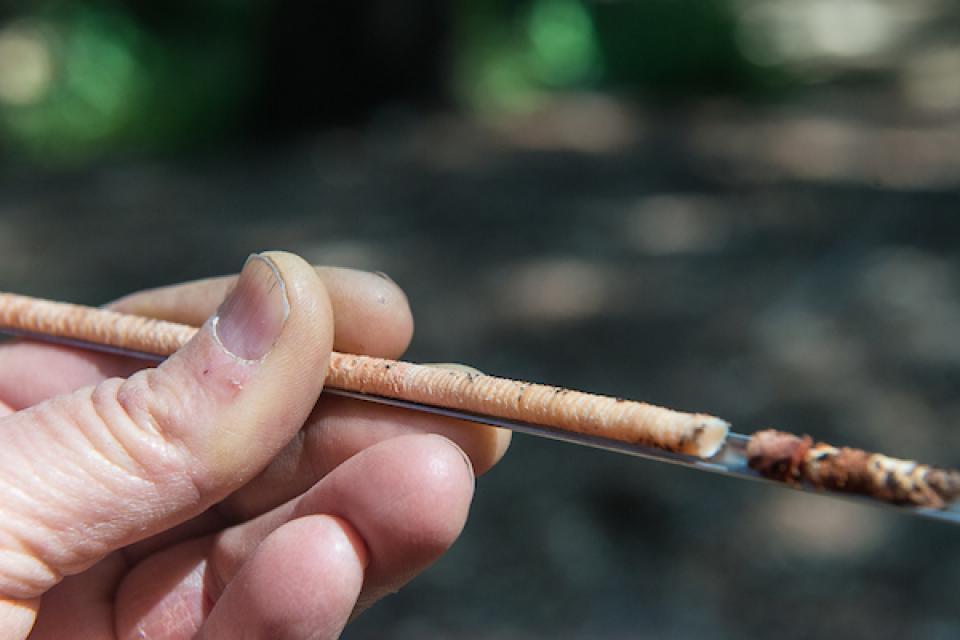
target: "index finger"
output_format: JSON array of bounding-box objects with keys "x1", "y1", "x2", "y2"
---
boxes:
[
  {"x1": 0, "y1": 266, "x2": 414, "y2": 410},
  {"x1": 111, "y1": 267, "x2": 413, "y2": 358}
]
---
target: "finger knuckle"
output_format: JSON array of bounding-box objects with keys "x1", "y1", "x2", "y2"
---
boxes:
[{"x1": 103, "y1": 371, "x2": 203, "y2": 488}]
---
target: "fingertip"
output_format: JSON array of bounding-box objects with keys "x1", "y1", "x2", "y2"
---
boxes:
[
  {"x1": 312, "y1": 434, "x2": 476, "y2": 565},
  {"x1": 107, "y1": 264, "x2": 414, "y2": 359},
  {"x1": 489, "y1": 427, "x2": 513, "y2": 471},
  {"x1": 398, "y1": 434, "x2": 476, "y2": 516},
  {"x1": 316, "y1": 434, "x2": 475, "y2": 616},
  {"x1": 424, "y1": 434, "x2": 477, "y2": 500},
  {"x1": 316, "y1": 267, "x2": 414, "y2": 357},
  {"x1": 198, "y1": 434, "x2": 479, "y2": 631},
  {"x1": 186, "y1": 250, "x2": 333, "y2": 477},
  {"x1": 201, "y1": 515, "x2": 366, "y2": 640},
  {"x1": 259, "y1": 515, "x2": 367, "y2": 602},
  {"x1": 427, "y1": 410, "x2": 509, "y2": 476}
]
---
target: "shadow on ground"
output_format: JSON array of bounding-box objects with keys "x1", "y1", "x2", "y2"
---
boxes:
[{"x1": 2, "y1": 93, "x2": 960, "y2": 639}]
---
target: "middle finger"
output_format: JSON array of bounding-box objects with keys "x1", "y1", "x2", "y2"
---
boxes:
[
  {"x1": 216, "y1": 394, "x2": 511, "y2": 521},
  {"x1": 122, "y1": 394, "x2": 509, "y2": 562}
]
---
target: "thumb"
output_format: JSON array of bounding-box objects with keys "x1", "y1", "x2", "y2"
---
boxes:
[{"x1": 0, "y1": 252, "x2": 333, "y2": 602}]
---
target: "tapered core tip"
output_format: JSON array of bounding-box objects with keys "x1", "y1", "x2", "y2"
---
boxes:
[{"x1": 695, "y1": 416, "x2": 730, "y2": 458}]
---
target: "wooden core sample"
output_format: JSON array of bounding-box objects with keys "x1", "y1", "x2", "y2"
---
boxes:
[
  {"x1": 327, "y1": 354, "x2": 729, "y2": 456},
  {"x1": 0, "y1": 292, "x2": 729, "y2": 458}
]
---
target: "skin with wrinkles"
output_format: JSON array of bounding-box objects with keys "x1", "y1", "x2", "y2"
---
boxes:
[{"x1": 0, "y1": 255, "x2": 510, "y2": 640}]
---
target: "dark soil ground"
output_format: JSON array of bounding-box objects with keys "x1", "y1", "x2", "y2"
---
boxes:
[{"x1": 2, "y1": 90, "x2": 960, "y2": 639}]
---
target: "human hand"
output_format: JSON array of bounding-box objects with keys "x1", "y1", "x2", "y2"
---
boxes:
[{"x1": 0, "y1": 252, "x2": 510, "y2": 639}]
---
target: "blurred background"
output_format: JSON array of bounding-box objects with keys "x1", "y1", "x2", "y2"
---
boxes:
[{"x1": 2, "y1": 0, "x2": 960, "y2": 638}]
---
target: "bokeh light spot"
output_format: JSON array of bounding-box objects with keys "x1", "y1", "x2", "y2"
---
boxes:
[
  {"x1": 735, "y1": 0, "x2": 902, "y2": 68},
  {"x1": 901, "y1": 46, "x2": 960, "y2": 113},
  {"x1": 527, "y1": 0, "x2": 601, "y2": 86},
  {"x1": 626, "y1": 195, "x2": 727, "y2": 256},
  {"x1": 760, "y1": 492, "x2": 888, "y2": 559},
  {"x1": 496, "y1": 257, "x2": 615, "y2": 323},
  {"x1": 0, "y1": 22, "x2": 55, "y2": 106}
]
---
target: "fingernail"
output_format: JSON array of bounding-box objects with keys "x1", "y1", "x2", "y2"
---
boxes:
[
  {"x1": 374, "y1": 271, "x2": 396, "y2": 284},
  {"x1": 214, "y1": 254, "x2": 289, "y2": 361}
]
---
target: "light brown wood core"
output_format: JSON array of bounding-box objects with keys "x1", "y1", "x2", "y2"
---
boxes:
[{"x1": 0, "y1": 292, "x2": 729, "y2": 458}]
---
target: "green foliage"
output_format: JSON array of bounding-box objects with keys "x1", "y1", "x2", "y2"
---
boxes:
[
  {"x1": 0, "y1": 0, "x2": 788, "y2": 162},
  {"x1": 589, "y1": 0, "x2": 760, "y2": 94},
  {"x1": 453, "y1": 0, "x2": 780, "y2": 112},
  {"x1": 0, "y1": 2, "x2": 258, "y2": 164},
  {"x1": 453, "y1": 0, "x2": 604, "y2": 112}
]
